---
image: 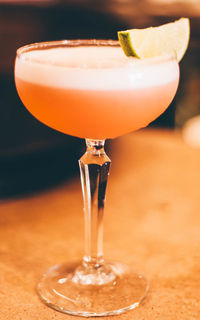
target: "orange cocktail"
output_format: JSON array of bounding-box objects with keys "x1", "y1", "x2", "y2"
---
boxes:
[
  {"x1": 14, "y1": 40, "x2": 180, "y2": 317},
  {"x1": 15, "y1": 44, "x2": 179, "y2": 139}
]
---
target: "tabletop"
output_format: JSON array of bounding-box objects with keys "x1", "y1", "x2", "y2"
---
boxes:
[{"x1": 0, "y1": 129, "x2": 200, "y2": 319}]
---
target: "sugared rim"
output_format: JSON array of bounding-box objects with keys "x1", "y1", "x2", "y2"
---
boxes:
[
  {"x1": 16, "y1": 39, "x2": 177, "y2": 69},
  {"x1": 16, "y1": 39, "x2": 120, "y2": 59}
]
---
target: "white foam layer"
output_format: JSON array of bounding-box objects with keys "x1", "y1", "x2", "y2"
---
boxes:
[{"x1": 15, "y1": 46, "x2": 179, "y2": 90}]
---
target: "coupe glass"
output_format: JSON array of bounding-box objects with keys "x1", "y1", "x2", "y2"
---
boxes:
[{"x1": 15, "y1": 40, "x2": 179, "y2": 316}]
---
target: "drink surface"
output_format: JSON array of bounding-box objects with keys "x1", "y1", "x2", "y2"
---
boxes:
[{"x1": 15, "y1": 46, "x2": 180, "y2": 139}]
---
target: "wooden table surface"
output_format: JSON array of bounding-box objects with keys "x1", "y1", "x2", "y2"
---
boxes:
[{"x1": 1, "y1": 129, "x2": 200, "y2": 319}]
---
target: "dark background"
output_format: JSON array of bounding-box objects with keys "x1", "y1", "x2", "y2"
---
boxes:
[{"x1": 0, "y1": 0, "x2": 199, "y2": 197}]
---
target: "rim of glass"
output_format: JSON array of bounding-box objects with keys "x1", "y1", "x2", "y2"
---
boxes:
[
  {"x1": 16, "y1": 39, "x2": 120, "y2": 58},
  {"x1": 16, "y1": 39, "x2": 177, "y2": 63}
]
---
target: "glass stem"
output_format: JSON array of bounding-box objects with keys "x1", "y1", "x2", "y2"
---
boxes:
[{"x1": 79, "y1": 139, "x2": 111, "y2": 269}]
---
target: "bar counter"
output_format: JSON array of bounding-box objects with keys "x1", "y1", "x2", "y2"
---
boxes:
[{"x1": 0, "y1": 129, "x2": 200, "y2": 319}]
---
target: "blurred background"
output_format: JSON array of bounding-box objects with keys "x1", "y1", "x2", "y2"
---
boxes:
[{"x1": 0, "y1": 0, "x2": 199, "y2": 197}]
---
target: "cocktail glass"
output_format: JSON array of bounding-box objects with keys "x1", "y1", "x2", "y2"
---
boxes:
[{"x1": 15, "y1": 39, "x2": 179, "y2": 317}]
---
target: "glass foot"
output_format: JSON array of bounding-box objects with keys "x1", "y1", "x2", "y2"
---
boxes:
[{"x1": 37, "y1": 261, "x2": 149, "y2": 317}]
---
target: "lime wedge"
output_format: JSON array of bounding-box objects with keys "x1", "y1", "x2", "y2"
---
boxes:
[{"x1": 118, "y1": 18, "x2": 190, "y2": 62}]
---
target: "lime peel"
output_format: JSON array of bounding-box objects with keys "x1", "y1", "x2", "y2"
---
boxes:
[{"x1": 118, "y1": 18, "x2": 190, "y2": 62}]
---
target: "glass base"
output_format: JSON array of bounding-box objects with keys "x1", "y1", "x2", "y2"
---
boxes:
[{"x1": 37, "y1": 261, "x2": 149, "y2": 317}]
